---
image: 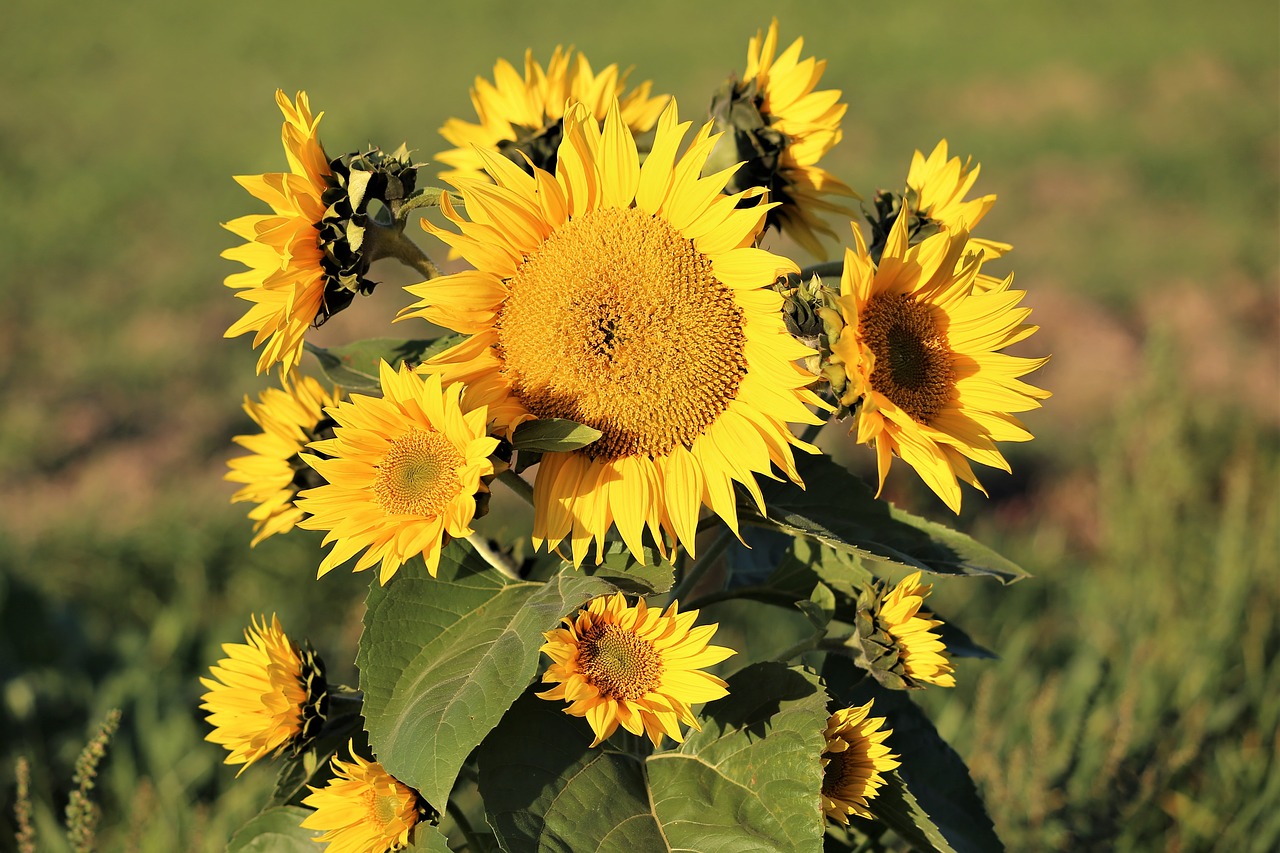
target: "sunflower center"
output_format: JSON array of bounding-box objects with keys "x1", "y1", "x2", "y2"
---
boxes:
[
  {"x1": 822, "y1": 749, "x2": 863, "y2": 798},
  {"x1": 369, "y1": 789, "x2": 403, "y2": 828},
  {"x1": 495, "y1": 206, "x2": 748, "y2": 461},
  {"x1": 859, "y1": 293, "x2": 955, "y2": 424},
  {"x1": 372, "y1": 429, "x2": 464, "y2": 516},
  {"x1": 578, "y1": 623, "x2": 663, "y2": 701}
]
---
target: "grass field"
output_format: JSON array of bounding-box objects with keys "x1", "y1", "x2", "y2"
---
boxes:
[{"x1": 1, "y1": 1, "x2": 1276, "y2": 850}]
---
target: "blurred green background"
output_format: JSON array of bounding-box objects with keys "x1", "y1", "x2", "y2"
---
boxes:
[{"x1": 2, "y1": 0, "x2": 1276, "y2": 850}]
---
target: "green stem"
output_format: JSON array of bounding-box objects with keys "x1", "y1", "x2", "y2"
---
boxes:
[
  {"x1": 497, "y1": 469, "x2": 536, "y2": 508},
  {"x1": 467, "y1": 535, "x2": 521, "y2": 580},
  {"x1": 667, "y1": 527, "x2": 735, "y2": 606},
  {"x1": 684, "y1": 584, "x2": 798, "y2": 612},
  {"x1": 365, "y1": 221, "x2": 442, "y2": 280},
  {"x1": 799, "y1": 419, "x2": 826, "y2": 446},
  {"x1": 445, "y1": 799, "x2": 483, "y2": 852},
  {"x1": 774, "y1": 634, "x2": 821, "y2": 663}
]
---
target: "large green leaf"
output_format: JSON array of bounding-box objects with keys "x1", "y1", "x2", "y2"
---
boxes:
[
  {"x1": 585, "y1": 539, "x2": 676, "y2": 595},
  {"x1": 748, "y1": 454, "x2": 1028, "y2": 583},
  {"x1": 226, "y1": 807, "x2": 323, "y2": 852},
  {"x1": 479, "y1": 663, "x2": 829, "y2": 852},
  {"x1": 821, "y1": 655, "x2": 1004, "y2": 852},
  {"x1": 304, "y1": 335, "x2": 466, "y2": 393},
  {"x1": 358, "y1": 541, "x2": 616, "y2": 808}
]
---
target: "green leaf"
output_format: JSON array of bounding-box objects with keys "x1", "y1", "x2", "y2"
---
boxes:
[
  {"x1": 358, "y1": 540, "x2": 616, "y2": 808},
  {"x1": 226, "y1": 806, "x2": 323, "y2": 852},
  {"x1": 749, "y1": 454, "x2": 1028, "y2": 584},
  {"x1": 821, "y1": 655, "x2": 1004, "y2": 853},
  {"x1": 511, "y1": 418, "x2": 602, "y2": 452},
  {"x1": 797, "y1": 581, "x2": 836, "y2": 631},
  {"x1": 585, "y1": 539, "x2": 675, "y2": 595},
  {"x1": 304, "y1": 335, "x2": 466, "y2": 394},
  {"x1": 479, "y1": 663, "x2": 830, "y2": 852}
]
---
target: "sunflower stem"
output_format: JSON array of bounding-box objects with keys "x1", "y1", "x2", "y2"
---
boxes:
[
  {"x1": 684, "y1": 584, "x2": 799, "y2": 612},
  {"x1": 467, "y1": 535, "x2": 521, "y2": 581},
  {"x1": 799, "y1": 260, "x2": 844, "y2": 282},
  {"x1": 667, "y1": 526, "x2": 735, "y2": 607},
  {"x1": 366, "y1": 222, "x2": 442, "y2": 280},
  {"x1": 799, "y1": 419, "x2": 826, "y2": 446},
  {"x1": 497, "y1": 470, "x2": 536, "y2": 507}
]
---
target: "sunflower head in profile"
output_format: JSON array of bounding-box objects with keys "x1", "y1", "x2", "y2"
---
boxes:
[
  {"x1": 401, "y1": 98, "x2": 825, "y2": 566},
  {"x1": 710, "y1": 18, "x2": 856, "y2": 258},
  {"x1": 537, "y1": 593, "x2": 735, "y2": 747},
  {"x1": 223, "y1": 91, "x2": 417, "y2": 375},
  {"x1": 225, "y1": 373, "x2": 341, "y2": 546},
  {"x1": 436, "y1": 46, "x2": 669, "y2": 186},
  {"x1": 301, "y1": 744, "x2": 426, "y2": 853},
  {"x1": 199, "y1": 614, "x2": 327, "y2": 773},
  {"x1": 821, "y1": 701, "x2": 899, "y2": 824},
  {"x1": 826, "y1": 210, "x2": 1050, "y2": 513},
  {"x1": 856, "y1": 571, "x2": 956, "y2": 689},
  {"x1": 295, "y1": 361, "x2": 501, "y2": 584}
]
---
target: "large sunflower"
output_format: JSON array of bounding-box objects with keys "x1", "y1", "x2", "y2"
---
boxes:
[
  {"x1": 727, "y1": 18, "x2": 856, "y2": 257},
  {"x1": 226, "y1": 373, "x2": 341, "y2": 546},
  {"x1": 437, "y1": 46, "x2": 668, "y2": 186},
  {"x1": 828, "y1": 211, "x2": 1049, "y2": 513},
  {"x1": 295, "y1": 361, "x2": 500, "y2": 584},
  {"x1": 222, "y1": 91, "x2": 333, "y2": 375},
  {"x1": 537, "y1": 592, "x2": 734, "y2": 747},
  {"x1": 401, "y1": 99, "x2": 824, "y2": 565}
]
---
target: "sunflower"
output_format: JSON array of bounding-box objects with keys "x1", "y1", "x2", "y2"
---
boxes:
[
  {"x1": 719, "y1": 18, "x2": 856, "y2": 257},
  {"x1": 437, "y1": 46, "x2": 668, "y2": 186},
  {"x1": 906, "y1": 139, "x2": 1011, "y2": 288},
  {"x1": 199, "y1": 615, "x2": 327, "y2": 773},
  {"x1": 537, "y1": 592, "x2": 734, "y2": 747},
  {"x1": 222, "y1": 90, "x2": 334, "y2": 375},
  {"x1": 827, "y1": 210, "x2": 1049, "y2": 512},
  {"x1": 301, "y1": 745, "x2": 422, "y2": 853},
  {"x1": 869, "y1": 571, "x2": 956, "y2": 688},
  {"x1": 295, "y1": 360, "x2": 500, "y2": 584},
  {"x1": 821, "y1": 701, "x2": 900, "y2": 824},
  {"x1": 401, "y1": 99, "x2": 824, "y2": 566},
  {"x1": 225, "y1": 373, "x2": 341, "y2": 546}
]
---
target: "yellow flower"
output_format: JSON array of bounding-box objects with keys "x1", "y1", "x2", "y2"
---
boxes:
[
  {"x1": 879, "y1": 571, "x2": 955, "y2": 687},
  {"x1": 537, "y1": 592, "x2": 735, "y2": 747},
  {"x1": 225, "y1": 373, "x2": 341, "y2": 546},
  {"x1": 827, "y1": 210, "x2": 1050, "y2": 512},
  {"x1": 401, "y1": 99, "x2": 824, "y2": 566},
  {"x1": 821, "y1": 701, "x2": 900, "y2": 823},
  {"x1": 301, "y1": 746, "x2": 421, "y2": 853},
  {"x1": 907, "y1": 140, "x2": 1011, "y2": 288},
  {"x1": 295, "y1": 361, "x2": 500, "y2": 584},
  {"x1": 222, "y1": 91, "x2": 334, "y2": 375},
  {"x1": 735, "y1": 18, "x2": 856, "y2": 257},
  {"x1": 199, "y1": 615, "x2": 326, "y2": 773},
  {"x1": 437, "y1": 46, "x2": 668, "y2": 186}
]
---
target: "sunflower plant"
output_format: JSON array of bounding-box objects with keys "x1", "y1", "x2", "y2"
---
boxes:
[{"x1": 211, "y1": 19, "x2": 1047, "y2": 853}]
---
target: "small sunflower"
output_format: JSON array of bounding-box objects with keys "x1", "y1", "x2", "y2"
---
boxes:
[
  {"x1": 906, "y1": 140, "x2": 1011, "y2": 288},
  {"x1": 225, "y1": 373, "x2": 341, "y2": 546},
  {"x1": 401, "y1": 99, "x2": 824, "y2": 566},
  {"x1": 301, "y1": 745, "x2": 422, "y2": 853},
  {"x1": 199, "y1": 614, "x2": 327, "y2": 773},
  {"x1": 827, "y1": 210, "x2": 1050, "y2": 512},
  {"x1": 858, "y1": 571, "x2": 956, "y2": 689},
  {"x1": 714, "y1": 18, "x2": 856, "y2": 257},
  {"x1": 821, "y1": 701, "x2": 900, "y2": 824},
  {"x1": 295, "y1": 360, "x2": 500, "y2": 584},
  {"x1": 437, "y1": 46, "x2": 668, "y2": 185},
  {"x1": 537, "y1": 592, "x2": 735, "y2": 747},
  {"x1": 222, "y1": 91, "x2": 334, "y2": 375}
]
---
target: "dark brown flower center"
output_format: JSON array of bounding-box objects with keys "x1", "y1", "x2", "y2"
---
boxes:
[{"x1": 859, "y1": 293, "x2": 955, "y2": 424}]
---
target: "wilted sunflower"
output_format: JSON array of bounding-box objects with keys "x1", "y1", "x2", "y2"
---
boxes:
[
  {"x1": 907, "y1": 140, "x2": 1011, "y2": 289},
  {"x1": 538, "y1": 592, "x2": 734, "y2": 747},
  {"x1": 712, "y1": 18, "x2": 856, "y2": 257},
  {"x1": 401, "y1": 99, "x2": 824, "y2": 566},
  {"x1": 821, "y1": 701, "x2": 899, "y2": 824},
  {"x1": 827, "y1": 211, "x2": 1049, "y2": 512},
  {"x1": 225, "y1": 373, "x2": 341, "y2": 545},
  {"x1": 301, "y1": 745, "x2": 422, "y2": 853},
  {"x1": 222, "y1": 91, "x2": 334, "y2": 375},
  {"x1": 436, "y1": 46, "x2": 668, "y2": 185},
  {"x1": 200, "y1": 615, "x2": 326, "y2": 773},
  {"x1": 295, "y1": 361, "x2": 500, "y2": 584}
]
